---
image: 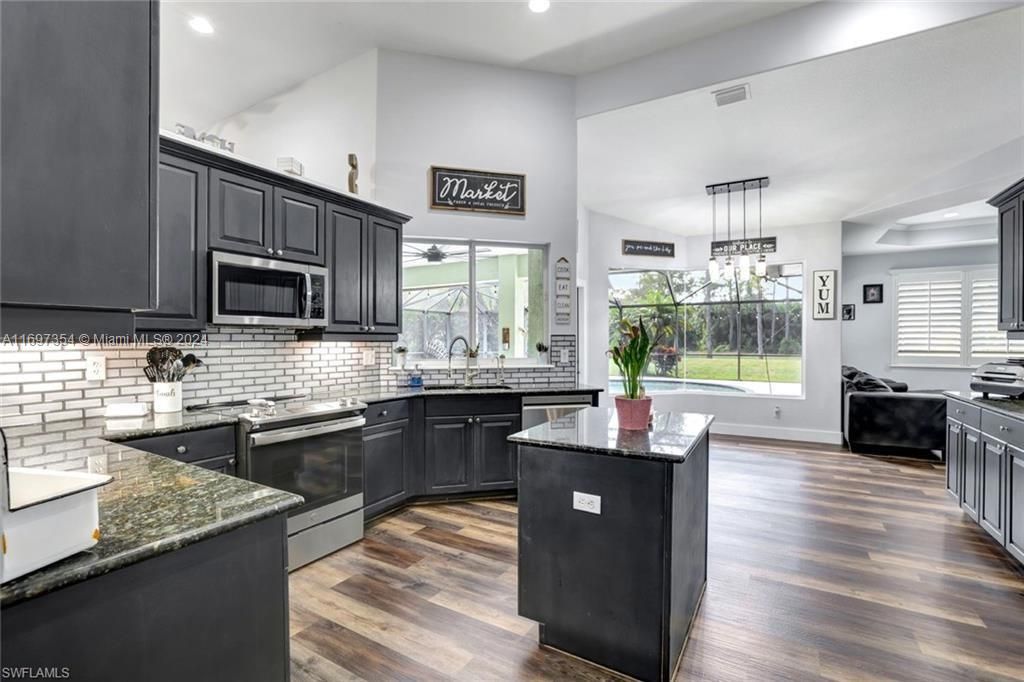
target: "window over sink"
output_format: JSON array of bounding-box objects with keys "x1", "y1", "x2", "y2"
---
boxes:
[{"x1": 398, "y1": 239, "x2": 548, "y2": 363}]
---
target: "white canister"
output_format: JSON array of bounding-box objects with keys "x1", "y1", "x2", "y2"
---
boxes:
[{"x1": 153, "y1": 382, "x2": 183, "y2": 413}]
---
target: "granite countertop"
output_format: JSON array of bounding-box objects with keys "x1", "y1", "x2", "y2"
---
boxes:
[
  {"x1": 1, "y1": 442, "x2": 303, "y2": 607},
  {"x1": 508, "y1": 407, "x2": 714, "y2": 463},
  {"x1": 944, "y1": 391, "x2": 1024, "y2": 418},
  {"x1": 354, "y1": 384, "x2": 603, "y2": 403}
]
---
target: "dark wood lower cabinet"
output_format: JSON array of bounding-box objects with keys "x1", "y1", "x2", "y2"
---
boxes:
[
  {"x1": 476, "y1": 413, "x2": 521, "y2": 491},
  {"x1": 425, "y1": 416, "x2": 475, "y2": 493},
  {"x1": 1007, "y1": 451, "x2": 1024, "y2": 563},
  {"x1": 961, "y1": 425, "x2": 981, "y2": 522},
  {"x1": 945, "y1": 417, "x2": 962, "y2": 499},
  {"x1": 979, "y1": 435, "x2": 1007, "y2": 544},
  {"x1": 364, "y1": 418, "x2": 412, "y2": 518},
  {"x1": 192, "y1": 453, "x2": 237, "y2": 477}
]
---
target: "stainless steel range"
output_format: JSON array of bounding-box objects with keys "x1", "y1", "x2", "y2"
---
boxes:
[{"x1": 189, "y1": 394, "x2": 366, "y2": 569}]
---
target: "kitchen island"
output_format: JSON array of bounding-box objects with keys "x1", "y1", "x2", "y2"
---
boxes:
[
  {"x1": 509, "y1": 408, "x2": 713, "y2": 682},
  {"x1": 1, "y1": 441, "x2": 303, "y2": 682}
]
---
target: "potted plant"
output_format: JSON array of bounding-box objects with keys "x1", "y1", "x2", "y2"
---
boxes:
[
  {"x1": 608, "y1": 317, "x2": 656, "y2": 430},
  {"x1": 394, "y1": 345, "x2": 408, "y2": 370},
  {"x1": 535, "y1": 341, "x2": 549, "y2": 363}
]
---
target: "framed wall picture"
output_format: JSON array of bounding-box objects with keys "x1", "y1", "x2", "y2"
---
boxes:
[
  {"x1": 842, "y1": 304, "x2": 856, "y2": 321},
  {"x1": 812, "y1": 270, "x2": 837, "y2": 320},
  {"x1": 863, "y1": 284, "x2": 883, "y2": 304}
]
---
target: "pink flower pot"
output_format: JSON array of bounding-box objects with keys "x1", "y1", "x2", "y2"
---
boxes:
[{"x1": 615, "y1": 395, "x2": 652, "y2": 431}]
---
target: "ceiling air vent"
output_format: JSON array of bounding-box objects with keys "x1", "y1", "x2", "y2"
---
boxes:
[{"x1": 712, "y1": 83, "x2": 750, "y2": 107}]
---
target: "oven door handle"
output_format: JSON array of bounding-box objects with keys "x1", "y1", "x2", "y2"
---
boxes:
[{"x1": 249, "y1": 416, "x2": 365, "y2": 447}]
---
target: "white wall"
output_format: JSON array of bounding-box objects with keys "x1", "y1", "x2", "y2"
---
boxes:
[
  {"x1": 585, "y1": 212, "x2": 844, "y2": 444},
  {"x1": 207, "y1": 50, "x2": 379, "y2": 197},
  {"x1": 841, "y1": 244, "x2": 998, "y2": 391},
  {"x1": 374, "y1": 49, "x2": 578, "y2": 334}
]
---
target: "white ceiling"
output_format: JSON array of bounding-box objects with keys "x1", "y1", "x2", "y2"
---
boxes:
[
  {"x1": 899, "y1": 200, "x2": 995, "y2": 225},
  {"x1": 578, "y1": 7, "x2": 1024, "y2": 236},
  {"x1": 160, "y1": 0, "x2": 809, "y2": 128}
]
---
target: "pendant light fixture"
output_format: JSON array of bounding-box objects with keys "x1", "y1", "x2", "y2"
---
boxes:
[
  {"x1": 723, "y1": 189, "x2": 734, "y2": 279},
  {"x1": 755, "y1": 183, "x2": 768, "y2": 277},
  {"x1": 708, "y1": 191, "x2": 720, "y2": 281},
  {"x1": 738, "y1": 186, "x2": 751, "y2": 281}
]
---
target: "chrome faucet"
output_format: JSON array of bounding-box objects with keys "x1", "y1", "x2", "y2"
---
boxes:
[
  {"x1": 497, "y1": 354, "x2": 506, "y2": 385},
  {"x1": 447, "y1": 336, "x2": 479, "y2": 387}
]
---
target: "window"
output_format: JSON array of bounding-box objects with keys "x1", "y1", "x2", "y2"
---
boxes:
[
  {"x1": 398, "y1": 239, "x2": 547, "y2": 362},
  {"x1": 608, "y1": 264, "x2": 804, "y2": 396},
  {"x1": 893, "y1": 267, "x2": 1023, "y2": 366}
]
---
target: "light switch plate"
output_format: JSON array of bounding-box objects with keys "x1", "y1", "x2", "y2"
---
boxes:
[
  {"x1": 85, "y1": 356, "x2": 106, "y2": 381},
  {"x1": 572, "y1": 491, "x2": 601, "y2": 515},
  {"x1": 361, "y1": 349, "x2": 376, "y2": 366}
]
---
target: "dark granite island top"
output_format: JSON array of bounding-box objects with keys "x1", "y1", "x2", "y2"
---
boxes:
[
  {"x1": 1, "y1": 443, "x2": 303, "y2": 606},
  {"x1": 944, "y1": 390, "x2": 1024, "y2": 419},
  {"x1": 513, "y1": 407, "x2": 713, "y2": 681},
  {"x1": 508, "y1": 407, "x2": 713, "y2": 462}
]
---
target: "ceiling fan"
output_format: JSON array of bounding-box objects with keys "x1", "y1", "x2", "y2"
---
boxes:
[{"x1": 405, "y1": 244, "x2": 488, "y2": 263}]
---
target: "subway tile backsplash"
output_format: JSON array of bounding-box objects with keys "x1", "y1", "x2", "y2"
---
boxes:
[{"x1": 0, "y1": 330, "x2": 578, "y2": 469}]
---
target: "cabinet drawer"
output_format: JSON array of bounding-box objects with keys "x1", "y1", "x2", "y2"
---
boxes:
[
  {"x1": 982, "y1": 410, "x2": 1024, "y2": 450},
  {"x1": 947, "y1": 399, "x2": 981, "y2": 429},
  {"x1": 365, "y1": 400, "x2": 410, "y2": 426},
  {"x1": 120, "y1": 426, "x2": 236, "y2": 463},
  {"x1": 425, "y1": 395, "x2": 521, "y2": 417}
]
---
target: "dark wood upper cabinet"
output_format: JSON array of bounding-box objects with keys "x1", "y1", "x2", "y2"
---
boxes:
[
  {"x1": 209, "y1": 169, "x2": 274, "y2": 257},
  {"x1": 273, "y1": 188, "x2": 325, "y2": 265},
  {"x1": 370, "y1": 217, "x2": 403, "y2": 334},
  {"x1": 991, "y1": 179, "x2": 1024, "y2": 334},
  {"x1": 1, "y1": 0, "x2": 157, "y2": 328},
  {"x1": 136, "y1": 155, "x2": 208, "y2": 331},
  {"x1": 325, "y1": 205, "x2": 369, "y2": 332}
]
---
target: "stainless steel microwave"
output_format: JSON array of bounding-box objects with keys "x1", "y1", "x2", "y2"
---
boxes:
[{"x1": 210, "y1": 251, "x2": 327, "y2": 328}]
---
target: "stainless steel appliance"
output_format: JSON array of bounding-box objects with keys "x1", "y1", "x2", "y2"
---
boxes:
[
  {"x1": 210, "y1": 251, "x2": 327, "y2": 328},
  {"x1": 971, "y1": 359, "x2": 1024, "y2": 398},
  {"x1": 521, "y1": 393, "x2": 594, "y2": 429},
  {"x1": 198, "y1": 395, "x2": 367, "y2": 570}
]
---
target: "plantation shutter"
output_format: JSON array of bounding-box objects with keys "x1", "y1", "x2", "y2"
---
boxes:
[
  {"x1": 968, "y1": 272, "x2": 1024, "y2": 358},
  {"x1": 894, "y1": 274, "x2": 963, "y2": 358}
]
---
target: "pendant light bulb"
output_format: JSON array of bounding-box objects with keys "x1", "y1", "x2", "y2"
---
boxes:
[
  {"x1": 708, "y1": 256, "x2": 720, "y2": 281},
  {"x1": 738, "y1": 260, "x2": 751, "y2": 282},
  {"x1": 723, "y1": 256, "x2": 734, "y2": 278},
  {"x1": 739, "y1": 251, "x2": 751, "y2": 273},
  {"x1": 756, "y1": 254, "x2": 767, "y2": 277}
]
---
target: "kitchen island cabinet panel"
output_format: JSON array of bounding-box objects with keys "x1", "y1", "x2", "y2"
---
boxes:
[
  {"x1": 979, "y1": 435, "x2": 1008, "y2": 544},
  {"x1": 1007, "y1": 451, "x2": 1024, "y2": 563},
  {"x1": 962, "y1": 425, "x2": 981, "y2": 522}
]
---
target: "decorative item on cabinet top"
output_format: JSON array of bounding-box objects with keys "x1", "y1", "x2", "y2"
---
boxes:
[{"x1": 430, "y1": 166, "x2": 525, "y2": 216}]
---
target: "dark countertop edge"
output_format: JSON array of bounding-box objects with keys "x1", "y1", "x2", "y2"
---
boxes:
[
  {"x1": 101, "y1": 415, "x2": 239, "y2": 442},
  {"x1": 358, "y1": 385, "x2": 604, "y2": 403},
  {"x1": 943, "y1": 391, "x2": 1024, "y2": 420},
  {"x1": 508, "y1": 416, "x2": 714, "y2": 464},
  {"x1": 0, "y1": 490, "x2": 302, "y2": 608}
]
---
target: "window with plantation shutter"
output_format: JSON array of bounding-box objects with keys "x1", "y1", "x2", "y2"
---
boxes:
[
  {"x1": 893, "y1": 272, "x2": 963, "y2": 361},
  {"x1": 892, "y1": 267, "x2": 1023, "y2": 366}
]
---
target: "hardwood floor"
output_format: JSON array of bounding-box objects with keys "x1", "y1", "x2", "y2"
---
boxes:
[{"x1": 289, "y1": 437, "x2": 1024, "y2": 681}]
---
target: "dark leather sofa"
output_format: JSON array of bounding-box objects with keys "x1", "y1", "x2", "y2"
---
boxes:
[{"x1": 841, "y1": 365, "x2": 946, "y2": 458}]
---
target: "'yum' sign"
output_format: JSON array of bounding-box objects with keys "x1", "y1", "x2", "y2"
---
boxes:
[{"x1": 812, "y1": 270, "x2": 837, "y2": 320}]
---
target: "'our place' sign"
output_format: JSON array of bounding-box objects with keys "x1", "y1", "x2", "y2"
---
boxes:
[{"x1": 430, "y1": 166, "x2": 525, "y2": 216}]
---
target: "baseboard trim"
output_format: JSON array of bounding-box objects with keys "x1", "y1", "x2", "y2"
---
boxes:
[{"x1": 709, "y1": 422, "x2": 843, "y2": 445}]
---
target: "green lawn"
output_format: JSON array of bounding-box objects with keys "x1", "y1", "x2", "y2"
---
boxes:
[{"x1": 610, "y1": 355, "x2": 801, "y2": 383}]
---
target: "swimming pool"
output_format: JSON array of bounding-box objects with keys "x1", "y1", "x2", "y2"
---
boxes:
[{"x1": 607, "y1": 378, "x2": 749, "y2": 394}]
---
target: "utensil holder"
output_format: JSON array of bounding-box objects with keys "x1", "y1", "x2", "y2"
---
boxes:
[{"x1": 153, "y1": 382, "x2": 183, "y2": 413}]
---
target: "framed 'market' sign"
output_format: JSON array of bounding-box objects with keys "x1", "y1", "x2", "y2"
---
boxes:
[{"x1": 430, "y1": 166, "x2": 525, "y2": 216}]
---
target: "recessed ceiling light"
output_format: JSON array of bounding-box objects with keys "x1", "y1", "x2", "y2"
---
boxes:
[
  {"x1": 188, "y1": 16, "x2": 214, "y2": 35},
  {"x1": 528, "y1": 0, "x2": 550, "y2": 13},
  {"x1": 943, "y1": 211, "x2": 960, "y2": 218}
]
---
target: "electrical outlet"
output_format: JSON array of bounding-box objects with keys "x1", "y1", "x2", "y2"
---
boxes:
[
  {"x1": 773, "y1": 405, "x2": 782, "y2": 419},
  {"x1": 559, "y1": 348, "x2": 569, "y2": 364},
  {"x1": 572, "y1": 491, "x2": 601, "y2": 515},
  {"x1": 85, "y1": 356, "x2": 106, "y2": 381},
  {"x1": 361, "y1": 349, "x2": 376, "y2": 366}
]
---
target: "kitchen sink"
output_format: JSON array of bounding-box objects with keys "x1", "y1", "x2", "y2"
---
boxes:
[{"x1": 422, "y1": 384, "x2": 513, "y2": 391}]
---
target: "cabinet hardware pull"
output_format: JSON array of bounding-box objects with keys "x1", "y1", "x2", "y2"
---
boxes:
[
  {"x1": 229, "y1": 458, "x2": 235, "y2": 465},
  {"x1": 1000, "y1": 425, "x2": 1009, "y2": 432},
  {"x1": 381, "y1": 410, "x2": 388, "y2": 416},
  {"x1": 369, "y1": 326, "x2": 375, "y2": 331},
  {"x1": 276, "y1": 249, "x2": 283, "y2": 256},
  {"x1": 475, "y1": 417, "x2": 481, "y2": 423},
  {"x1": 266, "y1": 247, "x2": 274, "y2": 254},
  {"x1": 467, "y1": 417, "x2": 473, "y2": 423},
  {"x1": 176, "y1": 445, "x2": 187, "y2": 454}
]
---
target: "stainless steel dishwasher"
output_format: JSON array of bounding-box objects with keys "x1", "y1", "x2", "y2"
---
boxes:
[{"x1": 521, "y1": 393, "x2": 595, "y2": 429}]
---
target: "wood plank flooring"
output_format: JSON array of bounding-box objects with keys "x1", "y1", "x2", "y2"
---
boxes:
[{"x1": 289, "y1": 436, "x2": 1024, "y2": 681}]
